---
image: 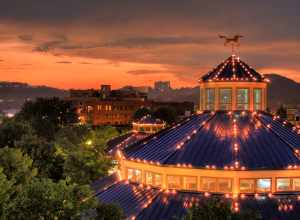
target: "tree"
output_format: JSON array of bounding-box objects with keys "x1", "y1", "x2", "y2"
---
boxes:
[
  {"x1": 0, "y1": 118, "x2": 35, "y2": 148},
  {"x1": 0, "y1": 147, "x2": 37, "y2": 189},
  {"x1": 183, "y1": 198, "x2": 261, "y2": 220},
  {"x1": 0, "y1": 168, "x2": 14, "y2": 217},
  {"x1": 153, "y1": 107, "x2": 177, "y2": 124},
  {"x1": 3, "y1": 178, "x2": 97, "y2": 220},
  {"x1": 96, "y1": 203, "x2": 124, "y2": 220},
  {"x1": 133, "y1": 107, "x2": 152, "y2": 120},
  {"x1": 276, "y1": 104, "x2": 287, "y2": 119},
  {"x1": 55, "y1": 125, "x2": 118, "y2": 184},
  {"x1": 17, "y1": 97, "x2": 78, "y2": 140}
]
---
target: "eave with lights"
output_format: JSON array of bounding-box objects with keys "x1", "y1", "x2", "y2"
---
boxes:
[{"x1": 94, "y1": 54, "x2": 300, "y2": 220}]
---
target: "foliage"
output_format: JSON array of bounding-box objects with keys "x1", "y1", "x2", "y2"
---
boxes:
[
  {"x1": 55, "y1": 125, "x2": 118, "y2": 184},
  {"x1": 95, "y1": 203, "x2": 124, "y2": 220},
  {"x1": 133, "y1": 107, "x2": 152, "y2": 120},
  {"x1": 276, "y1": 104, "x2": 287, "y2": 119},
  {"x1": 183, "y1": 198, "x2": 261, "y2": 220},
  {"x1": 0, "y1": 147, "x2": 37, "y2": 189},
  {"x1": 17, "y1": 97, "x2": 78, "y2": 140},
  {"x1": 0, "y1": 168, "x2": 14, "y2": 217},
  {"x1": 3, "y1": 178, "x2": 97, "y2": 220},
  {"x1": 0, "y1": 118, "x2": 35, "y2": 148},
  {"x1": 153, "y1": 106, "x2": 177, "y2": 124}
]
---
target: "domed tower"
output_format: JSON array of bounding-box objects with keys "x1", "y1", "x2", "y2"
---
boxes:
[{"x1": 199, "y1": 54, "x2": 268, "y2": 111}]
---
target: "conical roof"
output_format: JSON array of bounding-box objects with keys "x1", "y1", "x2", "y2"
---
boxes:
[
  {"x1": 201, "y1": 55, "x2": 265, "y2": 82},
  {"x1": 124, "y1": 111, "x2": 300, "y2": 170}
]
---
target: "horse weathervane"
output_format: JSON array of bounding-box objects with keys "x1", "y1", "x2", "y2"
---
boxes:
[{"x1": 219, "y1": 34, "x2": 243, "y2": 54}]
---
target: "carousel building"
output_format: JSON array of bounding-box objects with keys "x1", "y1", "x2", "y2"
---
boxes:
[{"x1": 94, "y1": 54, "x2": 300, "y2": 220}]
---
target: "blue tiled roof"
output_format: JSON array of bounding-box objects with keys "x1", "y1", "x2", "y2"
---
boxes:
[
  {"x1": 201, "y1": 55, "x2": 265, "y2": 82},
  {"x1": 124, "y1": 111, "x2": 300, "y2": 170},
  {"x1": 95, "y1": 180, "x2": 300, "y2": 220}
]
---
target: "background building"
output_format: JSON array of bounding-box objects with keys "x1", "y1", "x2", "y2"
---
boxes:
[{"x1": 154, "y1": 81, "x2": 171, "y2": 92}]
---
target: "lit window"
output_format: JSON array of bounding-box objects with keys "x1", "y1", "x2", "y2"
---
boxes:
[
  {"x1": 237, "y1": 89, "x2": 249, "y2": 110},
  {"x1": 256, "y1": 179, "x2": 271, "y2": 192},
  {"x1": 218, "y1": 178, "x2": 232, "y2": 192},
  {"x1": 127, "y1": 168, "x2": 142, "y2": 183},
  {"x1": 240, "y1": 179, "x2": 255, "y2": 193},
  {"x1": 205, "y1": 88, "x2": 215, "y2": 110},
  {"x1": 254, "y1": 89, "x2": 262, "y2": 110},
  {"x1": 167, "y1": 176, "x2": 181, "y2": 189},
  {"x1": 202, "y1": 177, "x2": 216, "y2": 192},
  {"x1": 183, "y1": 176, "x2": 197, "y2": 191},
  {"x1": 219, "y1": 89, "x2": 232, "y2": 110},
  {"x1": 154, "y1": 174, "x2": 162, "y2": 187},
  {"x1": 145, "y1": 172, "x2": 153, "y2": 185},
  {"x1": 293, "y1": 178, "x2": 300, "y2": 191},
  {"x1": 276, "y1": 178, "x2": 291, "y2": 191}
]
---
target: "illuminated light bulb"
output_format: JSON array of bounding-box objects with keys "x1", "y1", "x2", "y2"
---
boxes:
[
  {"x1": 241, "y1": 166, "x2": 246, "y2": 170},
  {"x1": 240, "y1": 194, "x2": 245, "y2": 199},
  {"x1": 224, "y1": 166, "x2": 228, "y2": 170},
  {"x1": 267, "y1": 124, "x2": 271, "y2": 128},
  {"x1": 234, "y1": 143, "x2": 239, "y2": 152},
  {"x1": 255, "y1": 193, "x2": 259, "y2": 199},
  {"x1": 268, "y1": 193, "x2": 273, "y2": 198},
  {"x1": 204, "y1": 192, "x2": 210, "y2": 197},
  {"x1": 288, "y1": 165, "x2": 292, "y2": 169},
  {"x1": 225, "y1": 193, "x2": 230, "y2": 198},
  {"x1": 205, "y1": 165, "x2": 210, "y2": 169},
  {"x1": 234, "y1": 161, "x2": 239, "y2": 168}
]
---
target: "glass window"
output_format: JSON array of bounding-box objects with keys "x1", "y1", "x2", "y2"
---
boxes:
[
  {"x1": 237, "y1": 89, "x2": 249, "y2": 110},
  {"x1": 276, "y1": 178, "x2": 291, "y2": 191},
  {"x1": 219, "y1": 89, "x2": 232, "y2": 110},
  {"x1": 183, "y1": 176, "x2": 197, "y2": 191},
  {"x1": 202, "y1": 177, "x2": 216, "y2": 192},
  {"x1": 292, "y1": 178, "x2": 300, "y2": 191},
  {"x1": 254, "y1": 89, "x2": 262, "y2": 110},
  {"x1": 218, "y1": 178, "x2": 232, "y2": 192},
  {"x1": 167, "y1": 176, "x2": 181, "y2": 189},
  {"x1": 205, "y1": 88, "x2": 215, "y2": 110},
  {"x1": 256, "y1": 179, "x2": 271, "y2": 192},
  {"x1": 127, "y1": 168, "x2": 142, "y2": 183},
  {"x1": 145, "y1": 172, "x2": 153, "y2": 185},
  {"x1": 240, "y1": 179, "x2": 255, "y2": 193},
  {"x1": 154, "y1": 174, "x2": 162, "y2": 187}
]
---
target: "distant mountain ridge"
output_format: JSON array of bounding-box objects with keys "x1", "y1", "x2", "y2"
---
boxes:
[
  {"x1": 0, "y1": 74, "x2": 300, "y2": 112},
  {"x1": 0, "y1": 81, "x2": 67, "y2": 111}
]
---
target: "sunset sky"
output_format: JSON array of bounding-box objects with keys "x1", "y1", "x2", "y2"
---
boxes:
[{"x1": 1, "y1": 0, "x2": 300, "y2": 89}]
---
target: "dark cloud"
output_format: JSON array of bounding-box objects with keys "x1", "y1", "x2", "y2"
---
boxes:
[
  {"x1": 79, "y1": 62, "x2": 93, "y2": 65},
  {"x1": 18, "y1": 34, "x2": 33, "y2": 42},
  {"x1": 127, "y1": 69, "x2": 169, "y2": 75},
  {"x1": 56, "y1": 61, "x2": 72, "y2": 64},
  {"x1": 103, "y1": 36, "x2": 210, "y2": 48}
]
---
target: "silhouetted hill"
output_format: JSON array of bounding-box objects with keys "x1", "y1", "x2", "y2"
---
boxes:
[
  {"x1": 0, "y1": 82, "x2": 67, "y2": 111},
  {"x1": 266, "y1": 74, "x2": 300, "y2": 110}
]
